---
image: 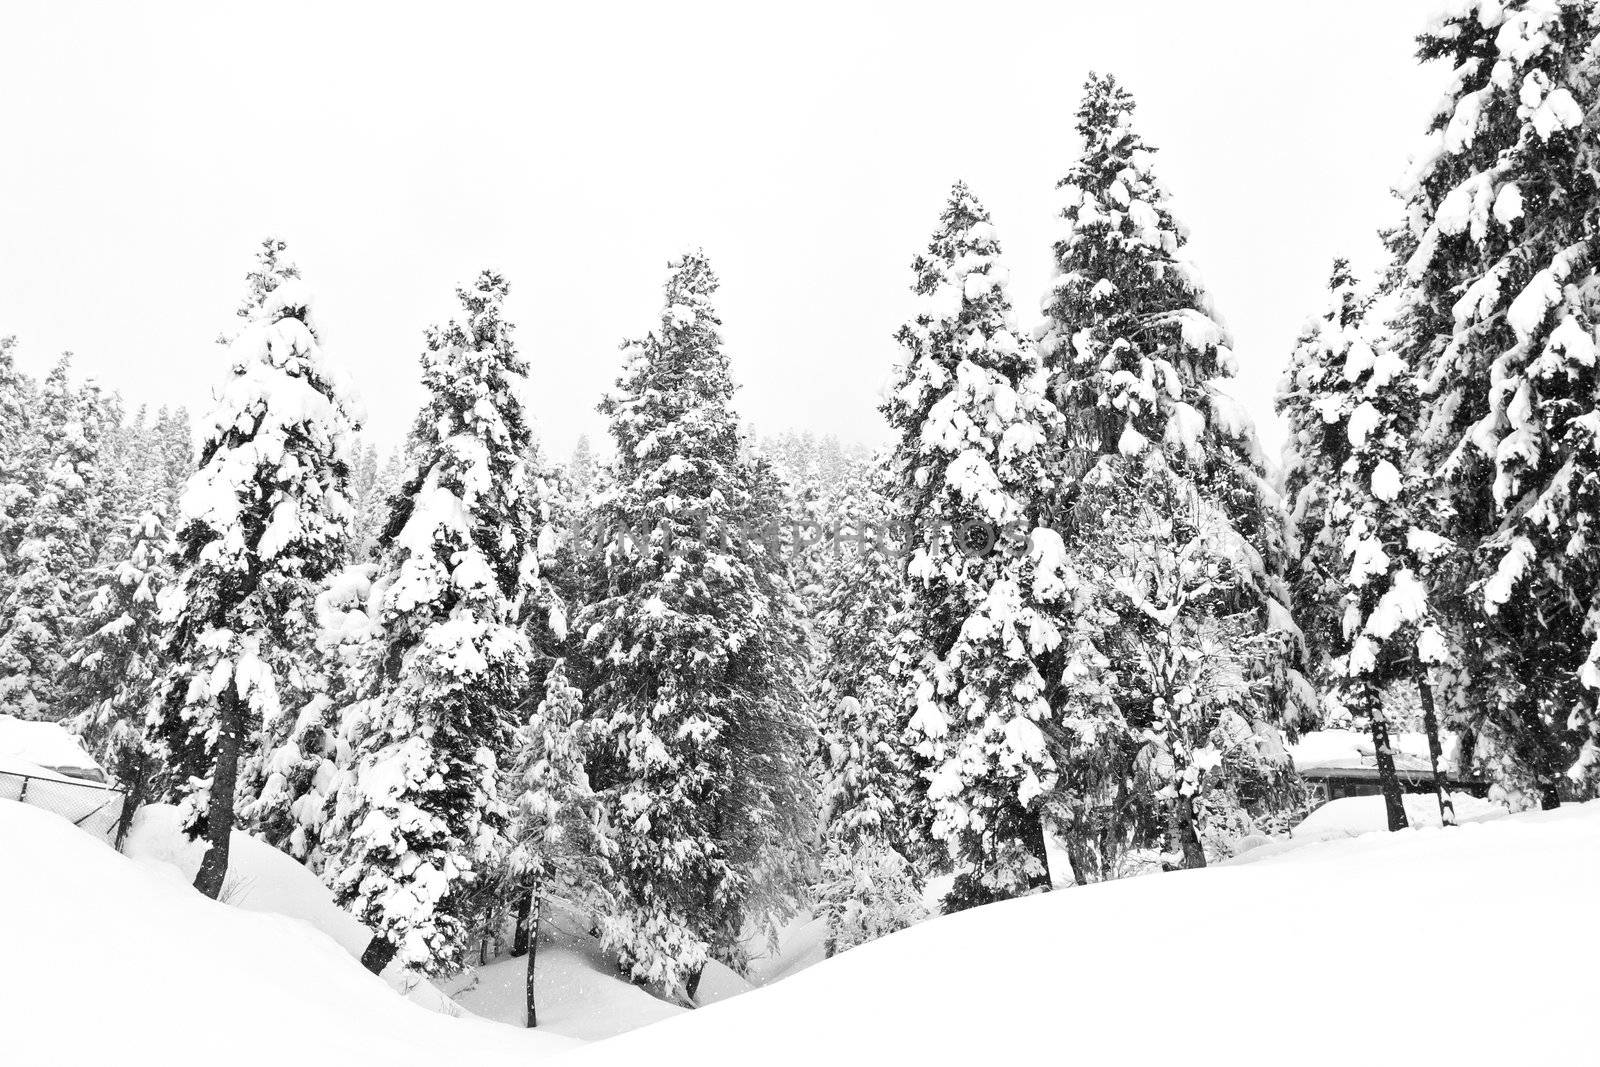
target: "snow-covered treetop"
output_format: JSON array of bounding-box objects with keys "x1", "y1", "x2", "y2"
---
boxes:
[
  {"x1": 178, "y1": 238, "x2": 360, "y2": 576},
  {"x1": 603, "y1": 249, "x2": 740, "y2": 492},
  {"x1": 884, "y1": 180, "x2": 1059, "y2": 534},
  {"x1": 1039, "y1": 72, "x2": 1244, "y2": 467},
  {"x1": 382, "y1": 269, "x2": 546, "y2": 632}
]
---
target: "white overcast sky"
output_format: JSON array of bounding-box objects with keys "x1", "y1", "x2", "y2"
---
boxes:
[{"x1": 0, "y1": 1, "x2": 1446, "y2": 464}]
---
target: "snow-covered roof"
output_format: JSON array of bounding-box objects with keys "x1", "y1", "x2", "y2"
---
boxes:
[
  {"x1": 0, "y1": 716, "x2": 106, "y2": 783},
  {"x1": 1289, "y1": 729, "x2": 1458, "y2": 780}
]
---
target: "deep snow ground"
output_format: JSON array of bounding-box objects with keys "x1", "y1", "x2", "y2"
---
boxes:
[
  {"x1": 571, "y1": 802, "x2": 1600, "y2": 1066},
  {"x1": 3, "y1": 795, "x2": 1596, "y2": 1065},
  {"x1": 0, "y1": 800, "x2": 575, "y2": 1067}
]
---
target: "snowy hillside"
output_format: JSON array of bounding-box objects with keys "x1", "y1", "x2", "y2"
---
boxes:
[
  {"x1": 0, "y1": 801, "x2": 574, "y2": 1067},
  {"x1": 5, "y1": 795, "x2": 1595, "y2": 1065}
]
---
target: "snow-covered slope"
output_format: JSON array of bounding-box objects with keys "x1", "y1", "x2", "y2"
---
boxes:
[
  {"x1": 571, "y1": 802, "x2": 1600, "y2": 1066},
  {"x1": 5, "y1": 796, "x2": 1596, "y2": 1065},
  {"x1": 0, "y1": 800, "x2": 575, "y2": 1066}
]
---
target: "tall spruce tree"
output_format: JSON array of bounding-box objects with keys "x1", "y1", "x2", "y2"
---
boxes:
[
  {"x1": 578, "y1": 251, "x2": 810, "y2": 999},
  {"x1": 883, "y1": 182, "x2": 1084, "y2": 906},
  {"x1": 505, "y1": 657, "x2": 608, "y2": 1026},
  {"x1": 1036, "y1": 73, "x2": 1301, "y2": 866},
  {"x1": 0, "y1": 356, "x2": 101, "y2": 720},
  {"x1": 809, "y1": 460, "x2": 929, "y2": 948},
  {"x1": 151, "y1": 239, "x2": 358, "y2": 898},
  {"x1": 66, "y1": 510, "x2": 172, "y2": 839},
  {"x1": 1280, "y1": 263, "x2": 1459, "y2": 829},
  {"x1": 1395, "y1": 0, "x2": 1600, "y2": 805},
  {"x1": 325, "y1": 271, "x2": 553, "y2": 976},
  {"x1": 0, "y1": 338, "x2": 31, "y2": 574}
]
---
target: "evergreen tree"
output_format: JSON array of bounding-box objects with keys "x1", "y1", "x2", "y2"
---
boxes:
[
  {"x1": 1394, "y1": 0, "x2": 1600, "y2": 805},
  {"x1": 0, "y1": 356, "x2": 101, "y2": 720},
  {"x1": 883, "y1": 182, "x2": 1084, "y2": 905},
  {"x1": 0, "y1": 337, "x2": 30, "y2": 567},
  {"x1": 504, "y1": 657, "x2": 609, "y2": 1027},
  {"x1": 325, "y1": 271, "x2": 551, "y2": 976},
  {"x1": 809, "y1": 462, "x2": 929, "y2": 948},
  {"x1": 65, "y1": 510, "x2": 172, "y2": 840},
  {"x1": 150, "y1": 405, "x2": 194, "y2": 517},
  {"x1": 567, "y1": 433, "x2": 597, "y2": 503},
  {"x1": 1280, "y1": 263, "x2": 1460, "y2": 828},
  {"x1": 1036, "y1": 72, "x2": 1297, "y2": 682},
  {"x1": 150, "y1": 238, "x2": 358, "y2": 898},
  {"x1": 346, "y1": 437, "x2": 383, "y2": 560},
  {"x1": 578, "y1": 251, "x2": 810, "y2": 999},
  {"x1": 1099, "y1": 471, "x2": 1280, "y2": 868}
]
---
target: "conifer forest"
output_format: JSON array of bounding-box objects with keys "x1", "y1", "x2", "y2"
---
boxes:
[{"x1": 1, "y1": 3, "x2": 1597, "y2": 1064}]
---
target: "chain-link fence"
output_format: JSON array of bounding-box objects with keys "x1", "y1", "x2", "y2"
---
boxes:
[{"x1": 0, "y1": 769, "x2": 125, "y2": 841}]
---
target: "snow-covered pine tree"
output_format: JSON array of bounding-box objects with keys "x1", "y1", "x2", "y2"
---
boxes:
[
  {"x1": 325, "y1": 270, "x2": 550, "y2": 977},
  {"x1": 808, "y1": 461, "x2": 929, "y2": 950},
  {"x1": 0, "y1": 355, "x2": 101, "y2": 721},
  {"x1": 1097, "y1": 472, "x2": 1276, "y2": 869},
  {"x1": 150, "y1": 238, "x2": 358, "y2": 898},
  {"x1": 1033, "y1": 75, "x2": 1302, "y2": 868},
  {"x1": 883, "y1": 182, "x2": 1084, "y2": 907},
  {"x1": 65, "y1": 509, "x2": 172, "y2": 840},
  {"x1": 1394, "y1": 0, "x2": 1600, "y2": 805},
  {"x1": 566, "y1": 433, "x2": 597, "y2": 503},
  {"x1": 578, "y1": 251, "x2": 810, "y2": 999},
  {"x1": 718, "y1": 451, "x2": 814, "y2": 967},
  {"x1": 0, "y1": 337, "x2": 32, "y2": 578},
  {"x1": 504, "y1": 657, "x2": 607, "y2": 1026},
  {"x1": 346, "y1": 438, "x2": 382, "y2": 560},
  {"x1": 1035, "y1": 73, "x2": 1301, "y2": 714},
  {"x1": 150, "y1": 405, "x2": 194, "y2": 517},
  {"x1": 1280, "y1": 262, "x2": 1464, "y2": 830}
]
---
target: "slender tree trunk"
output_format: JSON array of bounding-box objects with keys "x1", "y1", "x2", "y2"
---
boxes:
[
  {"x1": 524, "y1": 893, "x2": 542, "y2": 1028},
  {"x1": 1063, "y1": 826, "x2": 1093, "y2": 887},
  {"x1": 360, "y1": 934, "x2": 398, "y2": 975},
  {"x1": 685, "y1": 963, "x2": 704, "y2": 1006},
  {"x1": 1368, "y1": 711, "x2": 1409, "y2": 832},
  {"x1": 1022, "y1": 807, "x2": 1052, "y2": 889},
  {"x1": 1172, "y1": 794, "x2": 1206, "y2": 869},
  {"x1": 193, "y1": 689, "x2": 243, "y2": 899},
  {"x1": 114, "y1": 749, "x2": 149, "y2": 849},
  {"x1": 510, "y1": 890, "x2": 532, "y2": 957},
  {"x1": 1415, "y1": 672, "x2": 1455, "y2": 827}
]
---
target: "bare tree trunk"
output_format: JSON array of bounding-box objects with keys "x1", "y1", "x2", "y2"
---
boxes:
[
  {"x1": 1369, "y1": 713, "x2": 1410, "y2": 832},
  {"x1": 1062, "y1": 826, "x2": 1093, "y2": 886},
  {"x1": 360, "y1": 934, "x2": 398, "y2": 975},
  {"x1": 1172, "y1": 794, "x2": 1206, "y2": 869},
  {"x1": 510, "y1": 890, "x2": 532, "y2": 957},
  {"x1": 1415, "y1": 671, "x2": 1455, "y2": 827},
  {"x1": 193, "y1": 689, "x2": 243, "y2": 899},
  {"x1": 524, "y1": 893, "x2": 542, "y2": 1028},
  {"x1": 1022, "y1": 807, "x2": 1052, "y2": 889},
  {"x1": 114, "y1": 749, "x2": 149, "y2": 850}
]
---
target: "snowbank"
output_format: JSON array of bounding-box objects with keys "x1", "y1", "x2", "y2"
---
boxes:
[
  {"x1": 121, "y1": 805, "x2": 458, "y2": 1013},
  {"x1": 570, "y1": 802, "x2": 1600, "y2": 1066},
  {"x1": 0, "y1": 800, "x2": 575, "y2": 1067},
  {"x1": 453, "y1": 897, "x2": 687, "y2": 1039},
  {"x1": 1291, "y1": 791, "x2": 1505, "y2": 839},
  {"x1": 6, "y1": 794, "x2": 1596, "y2": 1064}
]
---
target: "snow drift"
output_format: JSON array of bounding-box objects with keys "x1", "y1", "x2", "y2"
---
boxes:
[
  {"x1": 571, "y1": 803, "x2": 1599, "y2": 1066},
  {"x1": 0, "y1": 800, "x2": 574, "y2": 1067},
  {"x1": 3, "y1": 796, "x2": 1596, "y2": 1065}
]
